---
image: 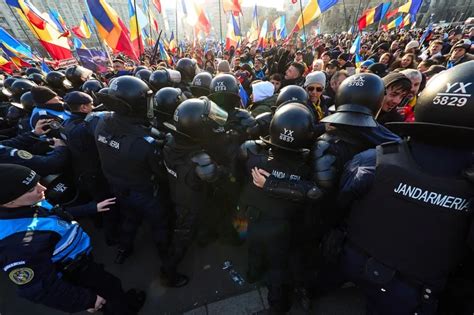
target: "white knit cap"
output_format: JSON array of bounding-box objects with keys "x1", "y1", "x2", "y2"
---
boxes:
[
  {"x1": 304, "y1": 71, "x2": 326, "y2": 87},
  {"x1": 405, "y1": 40, "x2": 419, "y2": 52},
  {"x1": 252, "y1": 81, "x2": 274, "y2": 102}
]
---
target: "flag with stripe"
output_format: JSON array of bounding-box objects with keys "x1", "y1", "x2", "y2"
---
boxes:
[
  {"x1": 292, "y1": 0, "x2": 338, "y2": 33},
  {"x1": 358, "y1": 2, "x2": 391, "y2": 30}
]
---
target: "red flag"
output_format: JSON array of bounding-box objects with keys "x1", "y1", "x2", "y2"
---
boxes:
[
  {"x1": 153, "y1": 18, "x2": 159, "y2": 32},
  {"x1": 291, "y1": 0, "x2": 297, "y2": 3},
  {"x1": 152, "y1": 0, "x2": 161, "y2": 13}
]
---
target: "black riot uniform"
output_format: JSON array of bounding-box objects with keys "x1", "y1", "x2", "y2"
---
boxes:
[
  {"x1": 60, "y1": 92, "x2": 119, "y2": 244},
  {"x1": 320, "y1": 59, "x2": 474, "y2": 315},
  {"x1": 93, "y1": 76, "x2": 184, "y2": 286},
  {"x1": 239, "y1": 103, "x2": 321, "y2": 313},
  {"x1": 162, "y1": 97, "x2": 228, "y2": 286},
  {"x1": 175, "y1": 58, "x2": 197, "y2": 97},
  {"x1": 199, "y1": 74, "x2": 256, "y2": 245},
  {"x1": 312, "y1": 73, "x2": 400, "y2": 234}
]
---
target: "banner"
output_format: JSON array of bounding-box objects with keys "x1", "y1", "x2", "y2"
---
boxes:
[{"x1": 76, "y1": 49, "x2": 109, "y2": 73}]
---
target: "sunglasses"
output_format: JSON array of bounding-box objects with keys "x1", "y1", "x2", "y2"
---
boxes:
[{"x1": 307, "y1": 86, "x2": 323, "y2": 92}]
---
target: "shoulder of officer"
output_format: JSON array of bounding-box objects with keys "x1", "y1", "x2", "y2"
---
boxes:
[
  {"x1": 84, "y1": 111, "x2": 113, "y2": 123},
  {"x1": 239, "y1": 140, "x2": 267, "y2": 161}
]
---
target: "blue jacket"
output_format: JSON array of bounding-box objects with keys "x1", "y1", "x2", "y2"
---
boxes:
[{"x1": 0, "y1": 204, "x2": 96, "y2": 312}]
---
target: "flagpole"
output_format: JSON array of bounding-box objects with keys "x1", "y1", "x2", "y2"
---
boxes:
[
  {"x1": 133, "y1": 0, "x2": 143, "y2": 62},
  {"x1": 218, "y1": 0, "x2": 223, "y2": 44},
  {"x1": 7, "y1": 4, "x2": 51, "y2": 60},
  {"x1": 298, "y1": 0, "x2": 307, "y2": 43},
  {"x1": 175, "y1": 0, "x2": 179, "y2": 46},
  {"x1": 352, "y1": 0, "x2": 363, "y2": 35}
]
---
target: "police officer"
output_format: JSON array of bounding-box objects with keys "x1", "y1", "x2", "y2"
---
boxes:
[
  {"x1": 190, "y1": 71, "x2": 213, "y2": 97},
  {"x1": 162, "y1": 97, "x2": 228, "y2": 287},
  {"x1": 29, "y1": 86, "x2": 71, "y2": 131},
  {"x1": 0, "y1": 164, "x2": 145, "y2": 314},
  {"x1": 81, "y1": 79, "x2": 105, "y2": 106},
  {"x1": 0, "y1": 119, "x2": 69, "y2": 176},
  {"x1": 312, "y1": 73, "x2": 400, "y2": 232},
  {"x1": 4, "y1": 79, "x2": 37, "y2": 134},
  {"x1": 322, "y1": 59, "x2": 474, "y2": 315},
  {"x1": 175, "y1": 58, "x2": 197, "y2": 97},
  {"x1": 61, "y1": 91, "x2": 119, "y2": 245},
  {"x1": 148, "y1": 67, "x2": 181, "y2": 92},
  {"x1": 93, "y1": 76, "x2": 186, "y2": 286},
  {"x1": 153, "y1": 87, "x2": 186, "y2": 131},
  {"x1": 135, "y1": 68, "x2": 152, "y2": 84},
  {"x1": 45, "y1": 71, "x2": 73, "y2": 96},
  {"x1": 239, "y1": 103, "x2": 321, "y2": 313},
  {"x1": 65, "y1": 65, "x2": 93, "y2": 90}
]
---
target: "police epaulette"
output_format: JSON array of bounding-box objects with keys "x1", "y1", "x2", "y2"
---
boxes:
[{"x1": 84, "y1": 111, "x2": 110, "y2": 122}]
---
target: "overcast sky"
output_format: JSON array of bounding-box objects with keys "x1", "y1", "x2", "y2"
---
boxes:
[{"x1": 163, "y1": 0, "x2": 285, "y2": 11}]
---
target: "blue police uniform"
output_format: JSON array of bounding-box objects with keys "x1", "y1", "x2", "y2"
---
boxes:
[
  {"x1": 29, "y1": 103, "x2": 71, "y2": 130},
  {"x1": 0, "y1": 132, "x2": 68, "y2": 176},
  {"x1": 0, "y1": 202, "x2": 135, "y2": 314},
  {"x1": 317, "y1": 140, "x2": 474, "y2": 315}
]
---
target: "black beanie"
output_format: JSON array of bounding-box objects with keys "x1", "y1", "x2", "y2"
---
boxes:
[
  {"x1": 0, "y1": 164, "x2": 40, "y2": 205},
  {"x1": 31, "y1": 86, "x2": 57, "y2": 104}
]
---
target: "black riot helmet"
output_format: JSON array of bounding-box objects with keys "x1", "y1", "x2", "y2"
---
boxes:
[
  {"x1": 133, "y1": 65, "x2": 148, "y2": 75},
  {"x1": 261, "y1": 103, "x2": 314, "y2": 152},
  {"x1": 191, "y1": 72, "x2": 213, "y2": 97},
  {"x1": 81, "y1": 79, "x2": 104, "y2": 95},
  {"x1": 208, "y1": 74, "x2": 241, "y2": 111},
  {"x1": 274, "y1": 85, "x2": 309, "y2": 109},
  {"x1": 8, "y1": 79, "x2": 37, "y2": 102},
  {"x1": 28, "y1": 73, "x2": 47, "y2": 85},
  {"x1": 25, "y1": 67, "x2": 43, "y2": 76},
  {"x1": 154, "y1": 87, "x2": 187, "y2": 118},
  {"x1": 149, "y1": 68, "x2": 181, "y2": 92},
  {"x1": 176, "y1": 58, "x2": 197, "y2": 83},
  {"x1": 99, "y1": 75, "x2": 153, "y2": 118},
  {"x1": 20, "y1": 91, "x2": 35, "y2": 112},
  {"x1": 135, "y1": 69, "x2": 152, "y2": 83},
  {"x1": 65, "y1": 65, "x2": 93, "y2": 87},
  {"x1": 165, "y1": 97, "x2": 228, "y2": 141},
  {"x1": 46, "y1": 71, "x2": 73, "y2": 89},
  {"x1": 387, "y1": 61, "x2": 474, "y2": 146},
  {"x1": 2, "y1": 77, "x2": 17, "y2": 96},
  {"x1": 321, "y1": 73, "x2": 384, "y2": 127}
]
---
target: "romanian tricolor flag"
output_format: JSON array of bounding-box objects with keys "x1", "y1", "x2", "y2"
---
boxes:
[
  {"x1": 128, "y1": 0, "x2": 145, "y2": 55},
  {"x1": 358, "y1": 2, "x2": 391, "y2": 31},
  {"x1": 247, "y1": 4, "x2": 259, "y2": 43},
  {"x1": 258, "y1": 20, "x2": 268, "y2": 49},
  {"x1": 86, "y1": 0, "x2": 138, "y2": 61},
  {"x1": 0, "y1": 27, "x2": 34, "y2": 60},
  {"x1": 0, "y1": 55, "x2": 14, "y2": 74},
  {"x1": 0, "y1": 43, "x2": 31, "y2": 67},
  {"x1": 226, "y1": 14, "x2": 241, "y2": 50},
  {"x1": 386, "y1": 0, "x2": 422, "y2": 22},
  {"x1": 72, "y1": 16, "x2": 92, "y2": 39},
  {"x1": 223, "y1": 0, "x2": 242, "y2": 16},
  {"x1": 291, "y1": 0, "x2": 338, "y2": 33},
  {"x1": 383, "y1": 14, "x2": 411, "y2": 31},
  {"x1": 159, "y1": 41, "x2": 171, "y2": 65},
  {"x1": 169, "y1": 31, "x2": 177, "y2": 53},
  {"x1": 6, "y1": 0, "x2": 72, "y2": 60}
]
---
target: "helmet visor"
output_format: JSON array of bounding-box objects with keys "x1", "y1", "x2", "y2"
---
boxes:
[{"x1": 207, "y1": 100, "x2": 228, "y2": 126}]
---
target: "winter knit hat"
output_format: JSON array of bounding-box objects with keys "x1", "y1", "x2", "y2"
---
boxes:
[
  {"x1": 304, "y1": 71, "x2": 326, "y2": 87},
  {"x1": 0, "y1": 164, "x2": 39, "y2": 205},
  {"x1": 252, "y1": 81, "x2": 274, "y2": 102}
]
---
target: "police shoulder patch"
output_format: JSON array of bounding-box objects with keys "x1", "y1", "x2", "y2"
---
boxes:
[
  {"x1": 17, "y1": 150, "x2": 33, "y2": 160},
  {"x1": 9, "y1": 267, "x2": 34, "y2": 285}
]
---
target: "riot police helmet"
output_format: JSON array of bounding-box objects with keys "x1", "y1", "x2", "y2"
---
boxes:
[
  {"x1": 20, "y1": 91, "x2": 35, "y2": 112},
  {"x1": 46, "y1": 71, "x2": 73, "y2": 89},
  {"x1": 387, "y1": 60, "x2": 474, "y2": 146},
  {"x1": 2, "y1": 77, "x2": 18, "y2": 96},
  {"x1": 149, "y1": 68, "x2": 181, "y2": 92},
  {"x1": 25, "y1": 67, "x2": 43, "y2": 76},
  {"x1": 154, "y1": 87, "x2": 187, "y2": 118},
  {"x1": 321, "y1": 73, "x2": 384, "y2": 127},
  {"x1": 81, "y1": 79, "x2": 104, "y2": 95},
  {"x1": 8, "y1": 79, "x2": 37, "y2": 102},
  {"x1": 261, "y1": 103, "x2": 314, "y2": 152},
  {"x1": 99, "y1": 75, "x2": 153, "y2": 117},
  {"x1": 176, "y1": 58, "x2": 197, "y2": 83},
  {"x1": 165, "y1": 97, "x2": 228, "y2": 141},
  {"x1": 135, "y1": 69, "x2": 152, "y2": 83},
  {"x1": 133, "y1": 65, "x2": 148, "y2": 76},
  {"x1": 28, "y1": 73, "x2": 47, "y2": 85},
  {"x1": 191, "y1": 72, "x2": 213, "y2": 97},
  {"x1": 65, "y1": 65, "x2": 93, "y2": 87},
  {"x1": 274, "y1": 85, "x2": 309, "y2": 109},
  {"x1": 208, "y1": 73, "x2": 241, "y2": 110}
]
